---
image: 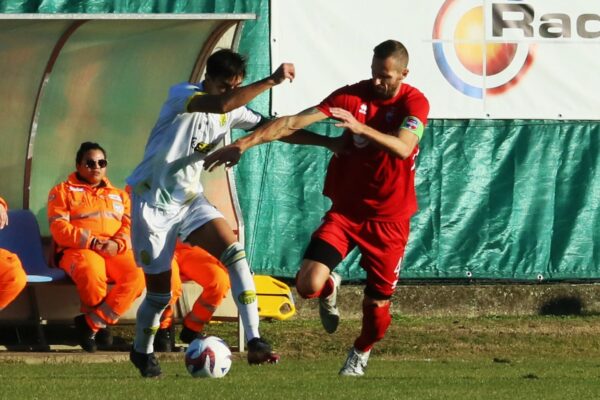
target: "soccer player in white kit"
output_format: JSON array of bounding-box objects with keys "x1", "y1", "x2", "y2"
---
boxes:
[{"x1": 127, "y1": 49, "x2": 294, "y2": 378}]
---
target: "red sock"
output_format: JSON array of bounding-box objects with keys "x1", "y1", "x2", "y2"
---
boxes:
[
  {"x1": 353, "y1": 303, "x2": 391, "y2": 352},
  {"x1": 318, "y1": 275, "x2": 335, "y2": 299},
  {"x1": 295, "y1": 272, "x2": 334, "y2": 299}
]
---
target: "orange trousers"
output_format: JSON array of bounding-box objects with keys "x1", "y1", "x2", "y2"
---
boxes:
[
  {"x1": 161, "y1": 243, "x2": 230, "y2": 332},
  {"x1": 59, "y1": 249, "x2": 145, "y2": 330},
  {"x1": 0, "y1": 249, "x2": 27, "y2": 310},
  {"x1": 159, "y1": 260, "x2": 183, "y2": 329}
]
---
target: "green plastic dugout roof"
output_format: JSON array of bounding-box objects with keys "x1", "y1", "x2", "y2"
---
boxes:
[{"x1": 0, "y1": 13, "x2": 253, "y2": 233}]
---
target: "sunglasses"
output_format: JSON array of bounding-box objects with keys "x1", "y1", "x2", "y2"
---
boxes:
[{"x1": 84, "y1": 159, "x2": 108, "y2": 169}]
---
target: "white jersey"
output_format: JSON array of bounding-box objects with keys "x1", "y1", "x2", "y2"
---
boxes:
[{"x1": 127, "y1": 82, "x2": 262, "y2": 210}]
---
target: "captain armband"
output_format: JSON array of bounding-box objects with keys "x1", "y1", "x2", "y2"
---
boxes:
[{"x1": 401, "y1": 116, "x2": 425, "y2": 141}]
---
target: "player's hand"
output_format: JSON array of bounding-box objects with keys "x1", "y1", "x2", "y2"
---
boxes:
[
  {"x1": 330, "y1": 107, "x2": 365, "y2": 135},
  {"x1": 0, "y1": 203, "x2": 7, "y2": 230},
  {"x1": 203, "y1": 144, "x2": 243, "y2": 172},
  {"x1": 270, "y1": 63, "x2": 295, "y2": 85}
]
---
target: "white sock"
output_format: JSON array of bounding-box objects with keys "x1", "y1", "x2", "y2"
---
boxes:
[
  {"x1": 221, "y1": 242, "x2": 260, "y2": 342},
  {"x1": 133, "y1": 291, "x2": 171, "y2": 354}
]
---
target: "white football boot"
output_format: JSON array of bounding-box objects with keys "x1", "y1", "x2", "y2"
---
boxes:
[
  {"x1": 319, "y1": 271, "x2": 342, "y2": 333},
  {"x1": 339, "y1": 347, "x2": 371, "y2": 377}
]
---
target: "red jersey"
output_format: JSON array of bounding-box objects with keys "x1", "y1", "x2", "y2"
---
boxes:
[{"x1": 316, "y1": 80, "x2": 429, "y2": 221}]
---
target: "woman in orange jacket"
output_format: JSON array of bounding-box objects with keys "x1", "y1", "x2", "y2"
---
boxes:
[
  {"x1": 47, "y1": 142, "x2": 145, "y2": 352},
  {"x1": 0, "y1": 197, "x2": 27, "y2": 310}
]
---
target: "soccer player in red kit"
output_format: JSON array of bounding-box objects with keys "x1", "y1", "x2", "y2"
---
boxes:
[{"x1": 204, "y1": 40, "x2": 430, "y2": 376}]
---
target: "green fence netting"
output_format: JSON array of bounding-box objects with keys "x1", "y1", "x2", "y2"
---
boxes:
[{"x1": 239, "y1": 119, "x2": 600, "y2": 281}]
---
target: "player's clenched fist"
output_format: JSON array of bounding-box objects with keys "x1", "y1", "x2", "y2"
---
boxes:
[{"x1": 270, "y1": 63, "x2": 295, "y2": 85}]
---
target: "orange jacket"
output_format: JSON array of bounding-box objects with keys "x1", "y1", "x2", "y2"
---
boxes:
[{"x1": 48, "y1": 173, "x2": 131, "y2": 254}]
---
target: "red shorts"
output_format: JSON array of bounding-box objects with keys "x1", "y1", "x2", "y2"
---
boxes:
[{"x1": 312, "y1": 211, "x2": 410, "y2": 298}]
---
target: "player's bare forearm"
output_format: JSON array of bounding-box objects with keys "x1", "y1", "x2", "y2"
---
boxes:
[
  {"x1": 189, "y1": 79, "x2": 277, "y2": 114},
  {"x1": 218, "y1": 75, "x2": 285, "y2": 112},
  {"x1": 203, "y1": 107, "x2": 327, "y2": 171},
  {"x1": 242, "y1": 117, "x2": 296, "y2": 148},
  {"x1": 237, "y1": 108, "x2": 327, "y2": 152},
  {"x1": 189, "y1": 63, "x2": 295, "y2": 113},
  {"x1": 202, "y1": 127, "x2": 280, "y2": 171},
  {"x1": 360, "y1": 126, "x2": 418, "y2": 159}
]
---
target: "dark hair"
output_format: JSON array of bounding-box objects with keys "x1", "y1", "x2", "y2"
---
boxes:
[
  {"x1": 373, "y1": 40, "x2": 409, "y2": 66},
  {"x1": 76, "y1": 142, "x2": 106, "y2": 164},
  {"x1": 206, "y1": 49, "x2": 247, "y2": 80}
]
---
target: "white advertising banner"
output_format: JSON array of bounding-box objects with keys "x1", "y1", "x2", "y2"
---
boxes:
[{"x1": 270, "y1": 0, "x2": 600, "y2": 119}]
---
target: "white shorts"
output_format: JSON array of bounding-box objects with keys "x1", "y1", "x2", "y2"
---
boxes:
[{"x1": 130, "y1": 192, "x2": 224, "y2": 274}]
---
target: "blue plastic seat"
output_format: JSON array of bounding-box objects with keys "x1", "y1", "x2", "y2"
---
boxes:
[{"x1": 0, "y1": 209, "x2": 66, "y2": 282}]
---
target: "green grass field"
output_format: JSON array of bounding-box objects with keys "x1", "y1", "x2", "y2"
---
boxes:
[{"x1": 2, "y1": 315, "x2": 600, "y2": 399}]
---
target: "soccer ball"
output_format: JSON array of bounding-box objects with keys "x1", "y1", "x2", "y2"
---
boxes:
[{"x1": 184, "y1": 336, "x2": 232, "y2": 378}]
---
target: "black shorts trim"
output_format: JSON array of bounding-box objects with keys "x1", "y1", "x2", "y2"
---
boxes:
[
  {"x1": 303, "y1": 237, "x2": 343, "y2": 270},
  {"x1": 364, "y1": 286, "x2": 392, "y2": 301}
]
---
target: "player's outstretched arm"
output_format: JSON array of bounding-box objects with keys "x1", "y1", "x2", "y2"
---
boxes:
[
  {"x1": 188, "y1": 63, "x2": 295, "y2": 114},
  {"x1": 203, "y1": 107, "x2": 327, "y2": 171}
]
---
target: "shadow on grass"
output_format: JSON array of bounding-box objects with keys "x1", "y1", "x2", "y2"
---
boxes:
[
  {"x1": 0, "y1": 324, "x2": 133, "y2": 352},
  {"x1": 539, "y1": 295, "x2": 583, "y2": 316}
]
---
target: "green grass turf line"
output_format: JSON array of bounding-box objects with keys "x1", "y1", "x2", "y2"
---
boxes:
[{"x1": 3, "y1": 316, "x2": 600, "y2": 399}]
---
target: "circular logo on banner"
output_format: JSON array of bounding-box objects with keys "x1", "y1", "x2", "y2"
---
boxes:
[{"x1": 432, "y1": 0, "x2": 535, "y2": 98}]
